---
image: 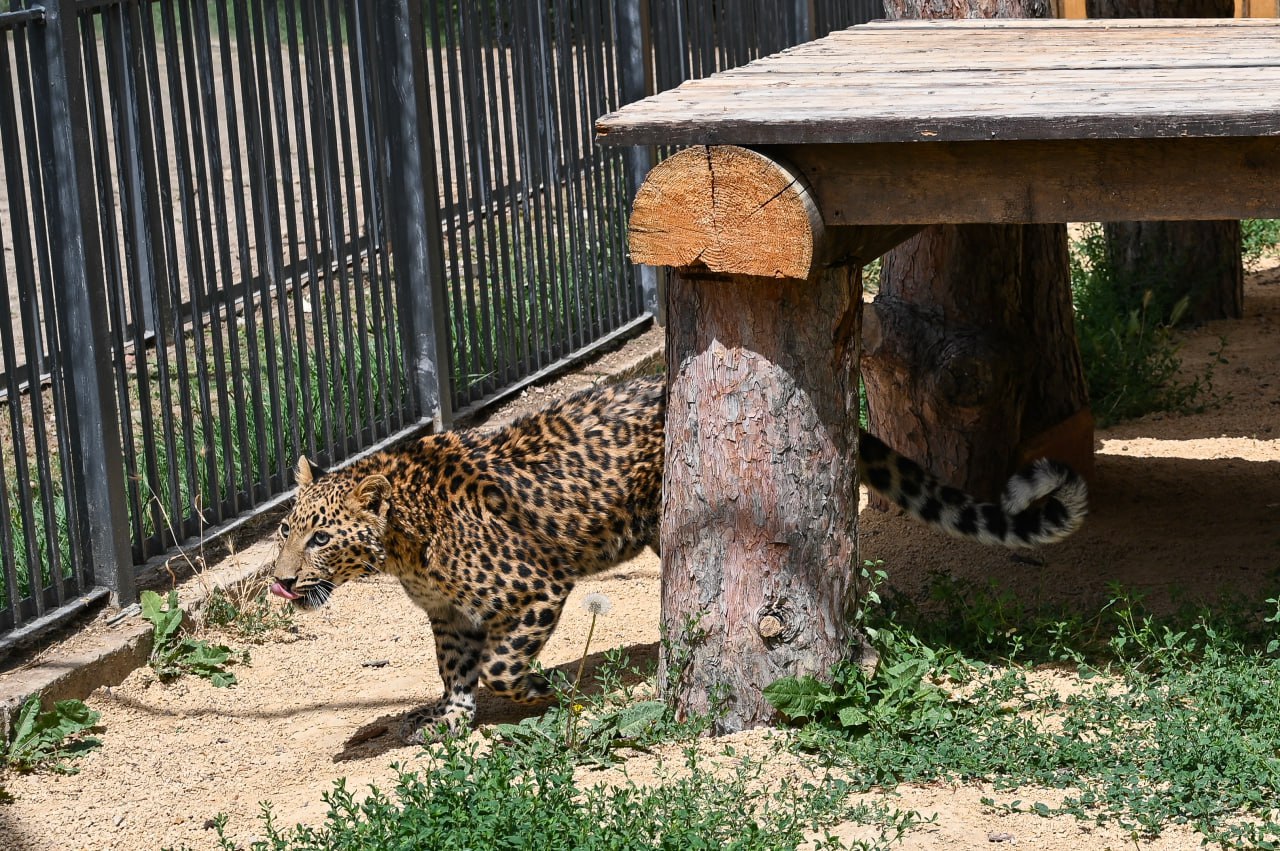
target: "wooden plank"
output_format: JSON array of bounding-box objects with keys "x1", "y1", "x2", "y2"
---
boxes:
[
  {"x1": 647, "y1": 68, "x2": 1280, "y2": 96},
  {"x1": 781, "y1": 137, "x2": 1280, "y2": 225},
  {"x1": 598, "y1": 108, "x2": 1280, "y2": 147},
  {"x1": 859, "y1": 16, "x2": 1279, "y2": 27},
  {"x1": 596, "y1": 20, "x2": 1280, "y2": 146}
]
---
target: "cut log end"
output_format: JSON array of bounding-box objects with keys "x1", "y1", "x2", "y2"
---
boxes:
[{"x1": 629, "y1": 145, "x2": 823, "y2": 280}]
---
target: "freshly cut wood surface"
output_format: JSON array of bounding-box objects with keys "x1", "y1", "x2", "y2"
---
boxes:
[
  {"x1": 596, "y1": 19, "x2": 1280, "y2": 146},
  {"x1": 628, "y1": 146, "x2": 823, "y2": 279}
]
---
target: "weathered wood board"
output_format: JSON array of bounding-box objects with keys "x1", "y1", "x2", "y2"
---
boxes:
[{"x1": 596, "y1": 19, "x2": 1280, "y2": 147}]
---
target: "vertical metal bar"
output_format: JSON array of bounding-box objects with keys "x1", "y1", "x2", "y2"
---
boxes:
[
  {"x1": 333, "y1": 0, "x2": 377, "y2": 440},
  {"x1": 238, "y1": 0, "x2": 289, "y2": 487},
  {"x1": 438, "y1": 4, "x2": 486, "y2": 402},
  {"x1": 2, "y1": 27, "x2": 69, "y2": 617},
  {"x1": 212, "y1": 0, "x2": 270, "y2": 503},
  {"x1": 473, "y1": 0, "x2": 522, "y2": 387},
  {"x1": 176, "y1": 0, "x2": 236, "y2": 523},
  {"x1": 517, "y1": 3, "x2": 563, "y2": 365},
  {"x1": 616, "y1": 0, "x2": 658, "y2": 319},
  {"x1": 310, "y1": 0, "x2": 353, "y2": 455},
  {"x1": 351, "y1": 16, "x2": 397, "y2": 439},
  {"x1": 138, "y1": 1, "x2": 193, "y2": 542},
  {"x1": 584, "y1": 0, "x2": 629, "y2": 332},
  {"x1": 30, "y1": 0, "x2": 134, "y2": 604},
  {"x1": 549, "y1": 0, "x2": 588, "y2": 356},
  {"x1": 160, "y1": 0, "x2": 221, "y2": 530},
  {"x1": 80, "y1": 7, "x2": 147, "y2": 560},
  {"x1": 282, "y1": 0, "x2": 330, "y2": 457},
  {"x1": 0, "y1": 31, "x2": 45, "y2": 624},
  {"x1": 298, "y1": 0, "x2": 339, "y2": 461},
  {"x1": 374, "y1": 0, "x2": 450, "y2": 427},
  {"x1": 190, "y1": 0, "x2": 252, "y2": 515},
  {"x1": 260, "y1": 0, "x2": 306, "y2": 464},
  {"x1": 322, "y1": 0, "x2": 362, "y2": 454},
  {"x1": 102, "y1": 1, "x2": 167, "y2": 556}
]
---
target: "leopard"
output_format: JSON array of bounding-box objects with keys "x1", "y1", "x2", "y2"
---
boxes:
[{"x1": 270, "y1": 374, "x2": 1087, "y2": 742}]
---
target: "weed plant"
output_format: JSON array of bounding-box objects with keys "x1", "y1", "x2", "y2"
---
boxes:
[
  {"x1": 1242, "y1": 219, "x2": 1280, "y2": 269},
  {"x1": 1, "y1": 695, "x2": 101, "y2": 776},
  {"x1": 184, "y1": 726, "x2": 923, "y2": 851},
  {"x1": 1069, "y1": 223, "x2": 1222, "y2": 425},
  {"x1": 768, "y1": 564, "x2": 1280, "y2": 849},
  {"x1": 142, "y1": 589, "x2": 245, "y2": 687},
  {"x1": 170, "y1": 624, "x2": 926, "y2": 850},
  {"x1": 200, "y1": 584, "x2": 295, "y2": 643}
]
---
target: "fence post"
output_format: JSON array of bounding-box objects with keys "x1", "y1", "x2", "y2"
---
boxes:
[
  {"x1": 33, "y1": 0, "x2": 135, "y2": 605},
  {"x1": 371, "y1": 0, "x2": 453, "y2": 429},
  {"x1": 617, "y1": 0, "x2": 661, "y2": 322},
  {"x1": 800, "y1": 0, "x2": 818, "y2": 40}
]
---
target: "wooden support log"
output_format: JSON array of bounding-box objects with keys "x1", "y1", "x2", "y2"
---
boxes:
[
  {"x1": 660, "y1": 266, "x2": 862, "y2": 733},
  {"x1": 631, "y1": 145, "x2": 867, "y2": 732},
  {"x1": 630, "y1": 144, "x2": 919, "y2": 279}
]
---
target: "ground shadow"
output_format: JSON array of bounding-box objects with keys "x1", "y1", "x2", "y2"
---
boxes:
[
  {"x1": 331, "y1": 640, "x2": 660, "y2": 762},
  {"x1": 860, "y1": 451, "x2": 1280, "y2": 617}
]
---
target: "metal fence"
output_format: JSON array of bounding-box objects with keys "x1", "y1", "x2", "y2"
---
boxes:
[{"x1": 0, "y1": 0, "x2": 880, "y2": 653}]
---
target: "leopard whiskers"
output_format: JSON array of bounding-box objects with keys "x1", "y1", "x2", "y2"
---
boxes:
[{"x1": 305, "y1": 579, "x2": 337, "y2": 608}]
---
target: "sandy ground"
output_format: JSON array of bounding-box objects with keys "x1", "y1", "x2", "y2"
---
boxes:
[{"x1": 3, "y1": 263, "x2": 1279, "y2": 850}]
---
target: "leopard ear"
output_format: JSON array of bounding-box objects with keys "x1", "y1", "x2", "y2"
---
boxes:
[
  {"x1": 351, "y1": 474, "x2": 391, "y2": 520},
  {"x1": 295, "y1": 456, "x2": 325, "y2": 486}
]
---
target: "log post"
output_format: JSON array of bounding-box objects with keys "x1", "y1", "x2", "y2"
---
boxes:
[{"x1": 631, "y1": 145, "x2": 871, "y2": 732}]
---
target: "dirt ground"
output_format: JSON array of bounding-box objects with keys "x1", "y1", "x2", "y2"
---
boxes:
[{"x1": 3, "y1": 261, "x2": 1279, "y2": 851}]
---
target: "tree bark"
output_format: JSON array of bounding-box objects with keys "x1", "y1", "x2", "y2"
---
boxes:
[
  {"x1": 631, "y1": 145, "x2": 868, "y2": 733},
  {"x1": 1089, "y1": 0, "x2": 1243, "y2": 324},
  {"x1": 660, "y1": 266, "x2": 861, "y2": 733},
  {"x1": 1102, "y1": 220, "x2": 1243, "y2": 322},
  {"x1": 867, "y1": 0, "x2": 1091, "y2": 501}
]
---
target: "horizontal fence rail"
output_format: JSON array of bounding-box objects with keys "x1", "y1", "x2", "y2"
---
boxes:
[{"x1": 0, "y1": 0, "x2": 878, "y2": 651}]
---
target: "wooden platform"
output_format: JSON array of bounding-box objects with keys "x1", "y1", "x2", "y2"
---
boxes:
[
  {"x1": 594, "y1": 18, "x2": 1280, "y2": 732},
  {"x1": 597, "y1": 19, "x2": 1280, "y2": 146}
]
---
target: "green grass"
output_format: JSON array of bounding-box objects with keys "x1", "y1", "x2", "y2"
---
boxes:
[
  {"x1": 1243, "y1": 218, "x2": 1280, "y2": 269},
  {"x1": 767, "y1": 565, "x2": 1280, "y2": 849},
  {"x1": 187, "y1": 738, "x2": 922, "y2": 851},
  {"x1": 1070, "y1": 222, "x2": 1224, "y2": 425},
  {"x1": 171, "y1": 647, "x2": 926, "y2": 851}
]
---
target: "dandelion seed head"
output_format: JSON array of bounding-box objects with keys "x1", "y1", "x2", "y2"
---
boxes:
[{"x1": 582, "y1": 592, "x2": 613, "y2": 616}]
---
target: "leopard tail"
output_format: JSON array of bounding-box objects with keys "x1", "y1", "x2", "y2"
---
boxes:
[{"x1": 857, "y1": 431, "x2": 1088, "y2": 548}]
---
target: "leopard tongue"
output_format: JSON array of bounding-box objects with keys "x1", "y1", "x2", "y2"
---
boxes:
[{"x1": 270, "y1": 582, "x2": 301, "y2": 601}]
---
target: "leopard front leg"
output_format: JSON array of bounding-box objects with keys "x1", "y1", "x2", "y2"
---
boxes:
[
  {"x1": 401, "y1": 603, "x2": 486, "y2": 744},
  {"x1": 479, "y1": 594, "x2": 570, "y2": 706}
]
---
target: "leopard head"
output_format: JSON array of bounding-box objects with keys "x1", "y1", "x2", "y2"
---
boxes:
[{"x1": 270, "y1": 456, "x2": 392, "y2": 609}]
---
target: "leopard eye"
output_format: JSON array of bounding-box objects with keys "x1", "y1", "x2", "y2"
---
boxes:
[
  {"x1": 279, "y1": 521, "x2": 291, "y2": 537},
  {"x1": 308, "y1": 531, "x2": 331, "y2": 547}
]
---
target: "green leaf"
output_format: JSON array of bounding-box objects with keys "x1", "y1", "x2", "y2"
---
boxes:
[
  {"x1": 140, "y1": 590, "x2": 183, "y2": 645},
  {"x1": 763, "y1": 676, "x2": 833, "y2": 721},
  {"x1": 614, "y1": 701, "x2": 667, "y2": 738},
  {"x1": 3, "y1": 696, "x2": 101, "y2": 773},
  {"x1": 836, "y1": 704, "x2": 871, "y2": 730}
]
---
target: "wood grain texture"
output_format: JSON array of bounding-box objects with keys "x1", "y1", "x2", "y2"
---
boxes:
[
  {"x1": 660, "y1": 265, "x2": 862, "y2": 733},
  {"x1": 781, "y1": 138, "x2": 1280, "y2": 224},
  {"x1": 629, "y1": 146, "x2": 823, "y2": 280},
  {"x1": 595, "y1": 19, "x2": 1280, "y2": 146}
]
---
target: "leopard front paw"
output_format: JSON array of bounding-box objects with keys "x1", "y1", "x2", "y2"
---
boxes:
[{"x1": 399, "y1": 698, "x2": 474, "y2": 744}]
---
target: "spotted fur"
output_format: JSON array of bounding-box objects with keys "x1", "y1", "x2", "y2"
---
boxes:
[{"x1": 271, "y1": 375, "x2": 1086, "y2": 741}]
